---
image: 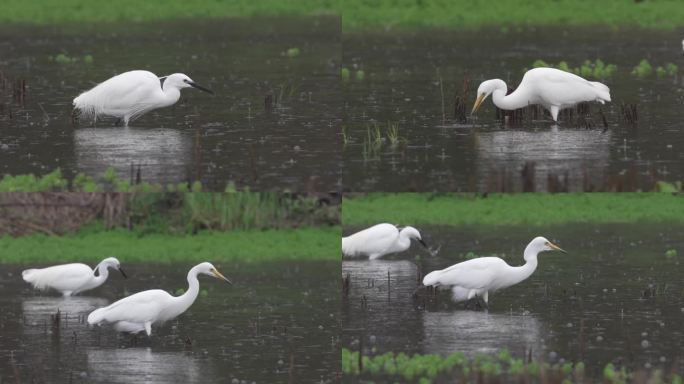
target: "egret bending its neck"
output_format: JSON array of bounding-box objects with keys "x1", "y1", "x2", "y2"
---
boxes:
[
  {"x1": 169, "y1": 265, "x2": 203, "y2": 318},
  {"x1": 490, "y1": 80, "x2": 532, "y2": 111}
]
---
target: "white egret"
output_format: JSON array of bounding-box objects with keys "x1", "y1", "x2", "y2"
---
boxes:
[
  {"x1": 471, "y1": 67, "x2": 611, "y2": 122},
  {"x1": 342, "y1": 223, "x2": 427, "y2": 260},
  {"x1": 73, "y1": 70, "x2": 214, "y2": 126},
  {"x1": 422, "y1": 237, "x2": 565, "y2": 307},
  {"x1": 87, "y1": 262, "x2": 231, "y2": 336},
  {"x1": 22, "y1": 257, "x2": 127, "y2": 297}
]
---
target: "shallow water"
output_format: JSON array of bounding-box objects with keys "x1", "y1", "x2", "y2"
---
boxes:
[
  {"x1": 0, "y1": 260, "x2": 339, "y2": 383},
  {"x1": 343, "y1": 27, "x2": 684, "y2": 191},
  {"x1": 342, "y1": 224, "x2": 684, "y2": 376},
  {"x1": 0, "y1": 17, "x2": 341, "y2": 191}
]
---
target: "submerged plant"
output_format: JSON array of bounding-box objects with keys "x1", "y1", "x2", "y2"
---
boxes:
[
  {"x1": 386, "y1": 122, "x2": 404, "y2": 147},
  {"x1": 49, "y1": 53, "x2": 94, "y2": 65},
  {"x1": 342, "y1": 348, "x2": 682, "y2": 383},
  {"x1": 530, "y1": 59, "x2": 616, "y2": 79},
  {"x1": 341, "y1": 67, "x2": 350, "y2": 81},
  {"x1": 632, "y1": 59, "x2": 653, "y2": 78}
]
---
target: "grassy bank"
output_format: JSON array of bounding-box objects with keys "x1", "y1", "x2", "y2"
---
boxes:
[
  {"x1": 342, "y1": 348, "x2": 681, "y2": 384},
  {"x1": 343, "y1": 193, "x2": 684, "y2": 227},
  {"x1": 2, "y1": 0, "x2": 683, "y2": 29},
  {"x1": 0, "y1": 226, "x2": 338, "y2": 263}
]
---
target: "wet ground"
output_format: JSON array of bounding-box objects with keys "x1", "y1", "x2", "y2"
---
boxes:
[
  {"x1": 342, "y1": 224, "x2": 684, "y2": 377},
  {"x1": 0, "y1": 17, "x2": 341, "y2": 191},
  {"x1": 343, "y1": 27, "x2": 684, "y2": 191},
  {"x1": 0, "y1": 260, "x2": 340, "y2": 383}
]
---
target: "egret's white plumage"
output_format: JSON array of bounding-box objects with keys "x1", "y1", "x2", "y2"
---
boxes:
[
  {"x1": 22, "y1": 257, "x2": 127, "y2": 297},
  {"x1": 73, "y1": 70, "x2": 213, "y2": 126},
  {"x1": 471, "y1": 67, "x2": 611, "y2": 122},
  {"x1": 87, "y1": 262, "x2": 231, "y2": 336},
  {"x1": 422, "y1": 237, "x2": 565, "y2": 305},
  {"x1": 342, "y1": 223, "x2": 427, "y2": 259}
]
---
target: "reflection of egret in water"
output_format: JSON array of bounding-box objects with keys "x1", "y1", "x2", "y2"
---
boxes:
[
  {"x1": 87, "y1": 348, "x2": 206, "y2": 384},
  {"x1": 343, "y1": 259, "x2": 420, "y2": 299},
  {"x1": 475, "y1": 128, "x2": 611, "y2": 191},
  {"x1": 342, "y1": 260, "x2": 425, "y2": 351},
  {"x1": 74, "y1": 127, "x2": 191, "y2": 183},
  {"x1": 423, "y1": 311, "x2": 545, "y2": 359},
  {"x1": 22, "y1": 296, "x2": 109, "y2": 329}
]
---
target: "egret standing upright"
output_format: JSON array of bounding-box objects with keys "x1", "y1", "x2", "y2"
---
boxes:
[
  {"x1": 73, "y1": 70, "x2": 214, "y2": 126},
  {"x1": 87, "y1": 262, "x2": 231, "y2": 336},
  {"x1": 471, "y1": 67, "x2": 611, "y2": 122},
  {"x1": 422, "y1": 237, "x2": 565, "y2": 308},
  {"x1": 342, "y1": 223, "x2": 428, "y2": 259}
]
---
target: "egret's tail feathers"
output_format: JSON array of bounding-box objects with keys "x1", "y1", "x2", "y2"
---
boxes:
[
  {"x1": 422, "y1": 270, "x2": 443, "y2": 286},
  {"x1": 22, "y1": 268, "x2": 37, "y2": 282},
  {"x1": 341, "y1": 237, "x2": 359, "y2": 258},
  {"x1": 87, "y1": 308, "x2": 107, "y2": 325},
  {"x1": 590, "y1": 81, "x2": 611, "y2": 102},
  {"x1": 22, "y1": 269, "x2": 49, "y2": 290}
]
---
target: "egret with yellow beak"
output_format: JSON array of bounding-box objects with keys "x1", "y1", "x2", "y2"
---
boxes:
[
  {"x1": 423, "y1": 237, "x2": 565, "y2": 308},
  {"x1": 471, "y1": 67, "x2": 610, "y2": 122},
  {"x1": 87, "y1": 262, "x2": 231, "y2": 336}
]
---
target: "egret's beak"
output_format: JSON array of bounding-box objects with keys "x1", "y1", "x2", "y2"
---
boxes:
[
  {"x1": 547, "y1": 242, "x2": 567, "y2": 254},
  {"x1": 211, "y1": 268, "x2": 233, "y2": 285},
  {"x1": 189, "y1": 81, "x2": 214, "y2": 95},
  {"x1": 418, "y1": 239, "x2": 428, "y2": 248},
  {"x1": 471, "y1": 94, "x2": 486, "y2": 114},
  {"x1": 118, "y1": 267, "x2": 128, "y2": 279}
]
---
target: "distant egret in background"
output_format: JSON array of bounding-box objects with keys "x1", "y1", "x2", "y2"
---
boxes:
[
  {"x1": 87, "y1": 262, "x2": 231, "y2": 336},
  {"x1": 422, "y1": 237, "x2": 565, "y2": 307},
  {"x1": 471, "y1": 67, "x2": 611, "y2": 122},
  {"x1": 22, "y1": 257, "x2": 127, "y2": 297},
  {"x1": 342, "y1": 223, "x2": 428, "y2": 260},
  {"x1": 73, "y1": 70, "x2": 214, "y2": 126}
]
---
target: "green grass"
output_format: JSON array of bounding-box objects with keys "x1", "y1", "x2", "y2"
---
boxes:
[
  {"x1": 0, "y1": 227, "x2": 339, "y2": 263},
  {"x1": 343, "y1": 193, "x2": 684, "y2": 227},
  {"x1": 2, "y1": 0, "x2": 684, "y2": 29}
]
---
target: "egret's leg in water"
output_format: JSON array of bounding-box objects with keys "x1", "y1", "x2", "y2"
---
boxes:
[{"x1": 549, "y1": 105, "x2": 560, "y2": 122}]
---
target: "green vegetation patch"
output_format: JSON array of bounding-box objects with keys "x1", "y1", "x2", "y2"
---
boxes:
[
  {"x1": 342, "y1": 348, "x2": 681, "y2": 383},
  {"x1": 531, "y1": 59, "x2": 617, "y2": 79},
  {"x1": 3, "y1": 0, "x2": 684, "y2": 29},
  {"x1": 0, "y1": 226, "x2": 339, "y2": 264},
  {"x1": 343, "y1": 193, "x2": 684, "y2": 227}
]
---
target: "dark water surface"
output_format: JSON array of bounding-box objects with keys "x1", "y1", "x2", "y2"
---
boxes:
[
  {"x1": 343, "y1": 27, "x2": 684, "y2": 191},
  {"x1": 0, "y1": 17, "x2": 341, "y2": 191},
  {"x1": 0, "y1": 260, "x2": 339, "y2": 383},
  {"x1": 342, "y1": 224, "x2": 684, "y2": 376}
]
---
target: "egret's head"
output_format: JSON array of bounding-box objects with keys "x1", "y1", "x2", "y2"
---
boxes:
[
  {"x1": 163, "y1": 73, "x2": 214, "y2": 94},
  {"x1": 197, "y1": 262, "x2": 232, "y2": 284},
  {"x1": 527, "y1": 236, "x2": 566, "y2": 256},
  {"x1": 401, "y1": 226, "x2": 428, "y2": 248},
  {"x1": 472, "y1": 79, "x2": 505, "y2": 114},
  {"x1": 101, "y1": 257, "x2": 127, "y2": 278}
]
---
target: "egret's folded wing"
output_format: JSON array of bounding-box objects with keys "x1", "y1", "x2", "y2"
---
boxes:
[
  {"x1": 343, "y1": 223, "x2": 398, "y2": 257},
  {"x1": 425, "y1": 257, "x2": 505, "y2": 289},
  {"x1": 89, "y1": 289, "x2": 171, "y2": 325}
]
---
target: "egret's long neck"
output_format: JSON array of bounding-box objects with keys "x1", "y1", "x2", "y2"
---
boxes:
[
  {"x1": 507, "y1": 248, "x2": 539, "y2": 286},
  {"x1": 161, "y1": 84, "x2": 182, "y2": 106},
  {"x1": 171, "y1": 267, "x2": 201, "y2": 317},
  {"x1": 491, "y1": 83, "x2": 532, "y2": 111},
  {"x1": 91, "y1": 263, "x2": 110, "y2": 287},
  {"x1": 396, "y1": 229, "x2": 412, "y2": 252}
]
